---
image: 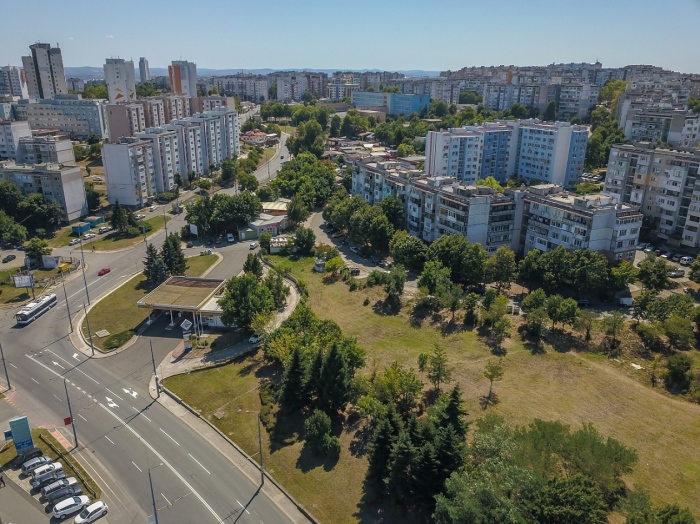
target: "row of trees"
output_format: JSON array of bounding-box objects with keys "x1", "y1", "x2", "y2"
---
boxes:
[
  {"x1": 143, "y1": 233, "x2": 187, "y2": 288},
  {"x1": 220, "y1": 152, "x2": 261, "y2": 191},
  {"x1": 185, "y1": 191, "x2": 262, "y2": 238},
  {"x1": 0, "y1": 181, "x2": 64, "y2": 241},
  {"x1": 268, "y1": 153, "x2": 337, "y2": 209}
]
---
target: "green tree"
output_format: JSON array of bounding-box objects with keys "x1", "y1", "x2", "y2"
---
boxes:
[
  {"x1": 384, "y1": 264, "x2": 406, "y2": 299},
  {"x1": 611, "y1": 260, "x2": 639, "y2": 289},
  {"x1": 143, "y1": 243, "x2": 167, "y2": 288},
  {"x1": 304, "y1": 409, "x2": 338, "y2": 456},
  {"x1": 522, "y1": 287, "x2": 548, "y2": 312},
  {"x1": 664, "y1": 353, "x2": 693, "y2": 391},
  {"x1": 526, "y1": 307, "x2": 549, "y2": 342},
  {"x1": 458, "y1": 91, "x2": 481, "y2": 104},
  {"x1": 689, "y1": 258, "x2": 700, "y2": 283},
  {"x1": 110, "y1": 199, "x2": 128, "y2": 233},
  {"x1": 475, "y1": 176, "x2": 504, "y2": 192},
  {"x1": 418, "y1": 260, "x2": 452, "y2": 296},
  {"x1": 325, "y1": 256, "x2": 344, "y2": 275},
  {"x1": 259, "y1": 231, "x2": 272, "y2": 252},
  {"x1": 442, "y1": 383, "x2": 468, "y2": 438},
  {"x1": 534, "y1": 474, "x2": 608, "y2": 524},
  {"x1": 428, "y1": 344, "x2": 452, "y2": 393},
  {"x1": 389, "y1": 230, "x2": 426, "y2": 270},
  {"x1": 294, "y1": 226, "x2": 315, "y2": 255},
  {"x1": 186, "y1": 196, "x2": 217, "y2": 237},
  {"x1": 485, "y1": 246, "x2": 516, "y2": 293},
  {"x1": 427, "y1": 234, "x2": 487, "y2": 286},
  {"x1": 378, "y1": 195, "x2": 405, "y2": 230},
  {"x1": 264, "y1": 269, "x2": 290, "y2": 308},
  {"x1": 220, "y1": 158, "x2": 237, "y2": 184},
  {"x1": 483, "y1": 359, "x2": 504, "y2": 401},
  {"x1": 243, "y1": 252, "x2": 263, "y2": 278},
  {"x1": 161, "y1": 233, "x2": 186, "y2": 275},
  {"x1": 84, "y1": 182, "x2": 101, "y2": 211},
  {"x1": 635, "y1": 321, "x2": 665, "y2": 354},
  {"x1": 365, "y1": 417, "x2": 395, "y2": 497},
  {"x1": 0, "y1": 180, "x2": 24, "y2": 220},
  {"x1": 548, "y1": 296, "x2": 579, "y2": 328},
  {"x1": 24, "y1": 237, "x2": 51, "y2": 264},
  {"x1": 543, "y1": 100, "x2": 557, "y2": 121},
  {"x1": 571, "y1": 249, "x2": 610, "y2": 293},
  {"x1": 602, "y1": 311, "x2": 626, "y2": 350},
  {"x1": 439, "y1": 283, "x2": 463, "y2": 321},
  {"x1": 219, "y1": 273, "x2": 274, "y2": 329},
  {"x1": 281, "y1": 347, "x2": 307, "y2": 410},
  {"x1": 317, "y1": 344, "x2": 351, "y2": 413},
  {"x1": 329, "y1": 115, "x2": 341, "y2": 137},
  {"x1": 287, "y1": 193, "x2": 310, "y2": 224},
  {"x1": 663, "y1": 315, "x2": 694, "y2": 351},
  {"x1": 576, "y1": 309, "x2": 599, "y2": 342},
  {"x1": 638, "y1": 256, "x2": 670, "y2": 291},
  {"x1": 386, "y1": 430, "x2": 415, "y2": 505}
]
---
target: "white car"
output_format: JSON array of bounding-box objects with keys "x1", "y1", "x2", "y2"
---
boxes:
[
  {"x1": 52, "y1": 494, "x2": 89, "y2": 519},
  {"x1": 227, "y1": 233, "x2": 235, "y2": 243},
  {"x1": 68, "y1": 238, "x2": 81, "y2": 246},
  {"x1": 83, "y1": 233, "x2": 96, "y2": 240},
  {"x1": 92, "y1": 176, "x2": 103, "y2": 182},
  {"x1": 249, "y1": 242, "x2": 259, "y2": 250},
  {"x1": 249, "y1": 334, "x2": 264, "y2": 344},
  {"x1": 135, "y1": 214, "x2": 146, "y2": 220},
  {"x1": 350, "y1": 246, "x2": 359, "y2": 254},
  {"x1": 75, "y1": 501, "x2": 108, "y2": 523},
  {"x1": 149, "y1": 205, "x2": 158, "y2": 211}
]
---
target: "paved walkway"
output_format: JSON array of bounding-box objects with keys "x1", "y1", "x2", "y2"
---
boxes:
[{"x1": 0, "y1": 473, "x2": 49, "y2": 524}]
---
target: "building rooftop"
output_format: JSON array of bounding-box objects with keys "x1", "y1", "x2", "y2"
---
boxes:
[{"x1": 137, "y1": 276, "x2": 225, "y2": 311}]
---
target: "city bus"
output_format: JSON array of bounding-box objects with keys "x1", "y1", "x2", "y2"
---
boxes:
[{"x1": 15, "y1": 293, "x2": 58, "y2": 325}]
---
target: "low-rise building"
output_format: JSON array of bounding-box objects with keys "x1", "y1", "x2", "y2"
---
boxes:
[{"x1": 17, "y1": 134, "x2": 75, "y2": 165}]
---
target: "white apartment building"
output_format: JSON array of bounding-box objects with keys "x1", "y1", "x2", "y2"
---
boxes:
[
  {"x1": 21, "y1": 43, "x2": 68, "y2": 100},
  {"x1": 104, "y1": 58, "x2": 136, "y2": 103},
  {"x1": 185, "y1": 107, "x2": 240, "y2": 171},
  {"x1": 189, "y1": 96, "x2": 235, "y2": 114},
  {"x1": 106, "y1": 103, "x2": 146, "y2": 142},
  {"x1": 0, "y1": 120, "x2": 32, "y2": 160},
  {"x1": 424, "y1": 129, "x2": 484, "y2": 184},
  {"x1": 23, "y1": 95, "x2": 107, "y2": 139},
  {"x1": 103, "y1": 137, "x2": 157, "y2": 208},
  {"x1": 620, "y1": 108, "x2": 700, "y2": 150},
  {"x1": 160, "y1": 95, "x2": 191, "y2": 123},
  {"x1": 169, "y1": 61, "x2": 198, "y2": 97},
  {"x1": 211, "y1": 75, "x2": 268, "y2": 101},
  {"x1": 547, "y1": 79, "x2": 599, "y2": 120},
  {"x1": 605, "y1": 143, "x2": 700, "y2": 249},
  {"x1": 163, "y1": 121, "x2": 203, "y2": 176},
  {"x1": 136, "y1": 128, "x2": 179, "y2": 193},
  {"x1": 0, "y1": 161, "x2": 87, "y2": 222},
  {"x1": 139, "y1": 57, "x2": 150, "y2": 84},
  {"x1": 17, "y1": 135, "x2": 75, "y2": 166},
  {"x1": 137, "y1": 98, "x2": 165, "y2": 128},
  {"x1": 0, "y1": 66, "x2": 29, "y2": 99},
  {"x1": 276, "y1": 74, "x2": 308, "y2": 102},
  {"x1": 66, "y1": 78, "x2": 85, "y2": 92}
]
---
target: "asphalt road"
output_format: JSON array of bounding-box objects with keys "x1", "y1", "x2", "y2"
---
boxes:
[{"x1": 0, "y1": 121, "x2": 301, "y2": 524}]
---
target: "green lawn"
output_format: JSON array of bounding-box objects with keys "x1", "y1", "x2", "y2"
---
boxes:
[
  {"x1": 279, "y1": 125, "x2": 296, "y2": 136},
  {"x1": 0, "y1": 268, "x2": 31, "y2": 305},
  {"x1": 91, "y1": 216, "x2": 172, "y2": 251},
  {"x1": 83, "y1": 254, "x2": 218, "y2": 351},
  {"x1": 166, "y1": 254, "x2": 700, "y2": 523},
  {"x1": 47, "y1": 225, "x2": 78, "y2": 248}
]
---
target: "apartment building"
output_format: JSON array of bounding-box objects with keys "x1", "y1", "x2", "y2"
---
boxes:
[
  {"x1": 103, "y1": 58, "x2": 136, "y2": 103},
  {"x1": 0, "y1": 120, "x2": 32, "y2": 160},
  {"x1": 326, "y1": 76, "x2": 361, "y2": 102},
  {"x1": 511, "y1": 184, "x2": 641, "y2": 261},
  {"x1": 184, "y1": 107, "x2": 240, "y2": 171},
  {"x1": 0, "y1": 161, "x2": 87, "y2": 222},
  {"x1": 275, "y1": 73, "x2": 308, "y2": 102},
  {"x1": 21, "y1": 43, "x2": 68, "y2": 99},
  {"x1": 105, "y1": 103, "x2": 145, "y2": 142},
  {"x1": 23, "y1": 95, "x2": 107, "y2": 139},
  {"x1": 604, "y1": 143, "x2": 700, "y2": 249},
  {"x1": 137, "y1": 98, "x2": 165, "y2": 128},
  {"x1": 189, "y1": 96, "x2": 235, "y2": 114},
  {"x1": 102, "y1": 137, "x2": 157, "y2": 207},
  {"x1": 0, "y1": 66, "x2": 29, "y2": 99},
  {"x1": 160, "y1": 95, "x2": 191, "y2": 122},
  {"x1": 546, "y1": 80, "x2": 599, "y2": 120},
  {"x1": 66, "y1": 78, "x2": 85, "y2": 92},
  {"x1": 163, "y1": 121, "x2": 203, "y2": 177},
  {"x1": 135, "y1": 128, "x2": 179, "y2": 193},
  {"x1": 17, "y1": 134, "x2": 75, "y2": 166},
  {"x1": 351, "y1": 91, "x2": 431, "y2": 116},
  {"x1": 169, "y1": 61, "x2": 198, "y2": 97},
  {"x1": 424, "y1": 128, "x2": 484, "y2": 184},
  {"x1": 139, "y1": 57, "x2": 150, "y2": 84},
  {"x1": 620, "y1": 108, "x2": 700, "y2": 150},
  {"x1": 210, "y1": 75, "x2": 268, "y2": 101}
]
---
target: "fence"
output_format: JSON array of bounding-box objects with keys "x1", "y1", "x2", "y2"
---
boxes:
[{"x1": 39, "y1": 433, "x2": 98, "y2": 497}]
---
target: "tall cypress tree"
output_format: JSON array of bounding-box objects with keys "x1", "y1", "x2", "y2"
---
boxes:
[
  {"x1": 365, "y1": 417, "x2": 395, "y2": 498},
  {"x1": 386, "y1": 430, "x2": 415, "y2": 506},
  {"x1": 143, "y1": 243, "x2": 167, "y2": 288},
  {"x1": 162, "y1": 233, "x2": 187, "y2": 275},
  {"x1": 281, "y1": 347, "x2": 306, "y2": 411},
  {"x1": 317, "y1": 344, "x2": 350, "y2": 414},
  {"x1": 305, "y1": 348, "x2": 324, "y2": 402},
  {"x1": 411, "y1": 441, "x2": 441, "y2": 513},
  {"x1": 442, "y1": 383, "x2": 468, "y2": 438}
]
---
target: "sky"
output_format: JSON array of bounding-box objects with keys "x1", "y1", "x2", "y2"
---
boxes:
[{"x1": 2, "y1": 0, "x2": 700, "y2": 74}]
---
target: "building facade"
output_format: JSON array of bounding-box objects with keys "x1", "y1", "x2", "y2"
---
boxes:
[
  {"x1": 351, "y1": 91, "x2": 430, "y2": 116},
  {"x1": 17, "y1": 134, "x2": 75, "y2": 166},
  {"x1": 102, "y1": 137, "x2": 157, "y2": 207},
  {"x1": 23, "y1": 95, "x2": 107, "y2": 139},
  {"x1": 21, "y1": 43, "x2": 68, "y2": 100},
  {"x1": 66, "y1": 78, "x2": 85, "y2": 92},
  {"x1": 169, "y1": 61, "x2": 197, "y2": 97},
  {"x1": 0, "y1": 66, "x2": 29, "y2": 99},
  {"x1": 139, "y1": 57, "x2": 150, "y2": 84},
  {"x1": 104, "y1": 58, "x2": 136, "y2": 103},
  {"x1": 0, "y1": 120, "x2": 32, "y2": 160},
  {"x1": 106, "y1": 103, "x2": 146, "y2": 142},
  {"x1": 135, "y1": 128, "x2": 179, "y2": 193}
]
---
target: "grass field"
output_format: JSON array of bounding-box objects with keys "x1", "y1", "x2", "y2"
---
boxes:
[
  {"x1": 279, "y1": 125, "x2": 296, "y2": 137},
  {"x1": 165, "y1": 255, "x2": 700, "y2": 522},
  {"x1": 0, "y1": 267, "x2": 31, "y2": 305},
  {"x1": 84, "y1": 254, "x2": 218, "y2": 350},
  {"x1": 48, "y1": 215, "x2": 171, "y2": 250}
]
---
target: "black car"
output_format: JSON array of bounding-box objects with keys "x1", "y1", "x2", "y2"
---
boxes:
[
  {"x1": 11, "y1": 447, "x2": 43, "y2": 469},
  {"x1": 186, "y1": 242, "x2": 193, "y2": 248},
  {"x1": 2, "y1": 254, "x2": 16, "y2": 263},
  {"x1": 47, "y1": 485, "x2": 83, "y2": 506},
  {"x1": 30, "y1": 470, "x2": 66, "y2": 489}
]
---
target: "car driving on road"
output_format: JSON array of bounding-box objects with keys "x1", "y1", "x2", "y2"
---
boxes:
[
  {"x1": 2, "y1": 254, "x2": 16, "y2": 263},
  {"x1": 250, "y1": 242, "x2": 258, "y2": 249},
  {"x1": 97, "y1": 267, "x2": 111, "y2": 276}
]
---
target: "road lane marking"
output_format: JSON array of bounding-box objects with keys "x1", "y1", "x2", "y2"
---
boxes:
[
  {"x1": 98, "y1": 403, "x2": 225, "y2": 523},
  {"x1": 105, "y1": 397, "x2": 119, "y2": 408},
  {"x1": 53, "y1": 394, "x2": 63, "y2": 402},
  {"x1": 78, "y1": 414, "x2": 87, "y2": 421},
  {"x1": 31, "y1": 377, "x2": 39, "y2": 384},
  {"x1": 73, "y1": 353, "x2": 80, "y2": 360},
  {"x1": 105, "y1": 388, "x2": 124, "y2": 401},
  {"x1": 237, "y1": 500, "x2": 250, "y2": 514},
  {"x1": 189, "y1": 453, "x2": 211, "y2": 475},
  {"x1": 123, "y1": 388, "x2": 138, "y2": 398},
  {"x1": 132, "y1": 406, "x2": 151, "y2": 422},
  {"x1": 159, "y1": 428, "x2": 180, "y2": 446},
  {"x1": 104, "y1": 436, "x2": 114, "y2": 445},
  {"x1": 46, "y1": 350, "x2": 99, "y2": 384},
  {"x1": 52, "y1": 361, "x2": 65, "y2": 370},
  {"x1": 9, "y1": 363, "x2": 17, "y2": 369},
  {"x1": 132, "y1": 461, "x2": 142, "y2": 473},
  {"x1": 161, "y1": 493, "x2": 172, "y2": 506}
]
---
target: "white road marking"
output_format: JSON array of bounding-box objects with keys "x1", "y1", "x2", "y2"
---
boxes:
[
  {"x1": 99, "y1": 403, "x2": 225, "y2": 523},
  {"x1": 31, "y1": 377, "x2": 39, "y2": 384},
  {"x1": 9, "y1": 363, "x2": 17, "y2": 369},
  {"x1": 78, "y1": 414, "x2": 87, "y2": 421},
  {"x1": 53, "y1": 394, "x2": 62, "y2": 402},
  {"x1": 104, "y1": 436, "x2": 114, "y2": 445},
  {"x1": 237, "y1": 500, "x2": 250, "y2": 515},
  {"x1": 105, "y1": 388, "x2": 124, "y2": 401},
  {"x1": 131, "y1": 406, "x2": 151, "y2": 422},
  {"x1": 105, "y1": 397, "x2": 119, "y2": 408},
  {"x1": 72, "y1": 353, "x2": 80, "y2": 360},
  {"x1": 132, "y1": 461, "x2": 142, "y2": 473},
  {"x1": 188, "y1": 453, "x2": 211, "y2": 475},
  {"x1": 161, "y1": 493, "x2": 172, "y2": 506},
  {"x1": 46, "y1": 350, "x2": 99, "y2": 384},
  {"x1": 123, "y1": 388, "x2": 138, "y2": 398},
  {"x1": 52, "y1": 361, "x2": 65, "y2": 370},
  {"x1": 159, "y1": 428, "x2": 180, "y2": 446}
]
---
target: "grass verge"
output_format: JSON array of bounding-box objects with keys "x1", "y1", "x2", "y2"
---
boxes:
[
  {"x1": 84, "y1": 254, "x2": 218, "y2": 351},
  {"x1": 0, "y1": 267, "x2": 31, "y2": 305},
  {"x1": 91, "y1": 216, "x2": 171, "y2": 251}
]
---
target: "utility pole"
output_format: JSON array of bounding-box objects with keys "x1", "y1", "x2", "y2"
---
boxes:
[
  {"x1": 83, "y1": 303, "x2": 95, "y2": 356},
  {"x1": 78, "y1": 237, "x2": 90, "y2": 305},
  {"x1": 62, "y1": 280, "x2": 73, "y2": 333},
  {"x1": 162, "y1": 207, "x2": 168, "y2": 236},
  {"x1": 0, "y1": 338, "x2": 11, "y2": 390},
  {"x1": 64, "y1": 379, "x2": 78, "y2": 449},
  {"x1": 150, "y1": 340, "x2": 159, "y2": 398},
  {"x1": 148, "y1": 463, "x2": 164, "y2": 524},
  {"x1": 257, "y1": 413, "x2": 264, "y2": 486},
  {"x1": 141, "y1": 226, "x2": 148, "y2": 247}
]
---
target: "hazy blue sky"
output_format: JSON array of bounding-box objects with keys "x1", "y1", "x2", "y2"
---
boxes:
[{"x1": 3, "y1": 0, "x2": 700, "y2": 73}]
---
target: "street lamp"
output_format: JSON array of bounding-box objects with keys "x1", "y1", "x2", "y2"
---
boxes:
[
  {"x1": 244, "y1": 410, "x2": 265, "y2": 486},
  {"x1": 148, "y1": 462, "x2": 165, "y2": 524},
  {"x1": 78, "y1": 236, "x2": 91, "y2": 305},
  {"x1": 0, "y1": 338, "x2": 11, "y2": 391}
]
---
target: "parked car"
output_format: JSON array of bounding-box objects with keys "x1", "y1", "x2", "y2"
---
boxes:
[
  {"x1": 92, "y1": 176, "x2": 103, "y2": 182},
  {"x1": 577, "y1": 299, "x2": 590, "y2": 307},
  {"x1": 47, "y1": 484, "x2": 83, "y2": 506},
  {"x1": 30, "y1": 470, "x2": 66, "y2": 489},
  {"x1": 227, "y1": 233, "x2": 235, "y2": 243},
  {"x1": 135, "y1": 214, "x2": 146, "y2": 220},
  {"x1": 644, "y1": 245, "x2": 655, "y2": 253},
  {"x1": 52, "y1": 495, "x2": 90, "y2": 520},
  {"x1": 68, "y1": 238, "x2": 81, "y2": 246},
  {"x1": 215, "y1": 237, "x2": 222, "y2": 245},
  {"x1": 619, "y1": 297, "x2": 634, "y2": 307},
  {"x1": 16, "y1": 244, "x2": 24, "y2": 251},
  {"x1": 186, "y1": 241, "x2": 193, "y2": 248},
  {"x1": 636, "y1": 242, "x2": 648, "y2": 250},
  {"x1": 671, "y1": 253, "x2": 682, "y2": 262},
  {"x1": 149, "y1": 205, "x2": 158, "y2": 211},
  {"x1": 680, "y1": 256, "x2": 694, "y2": 266},
  {"x1": 347, "y1": 267, "x2": 360, "y2": 276},
  {"x1": 75, "y1": 501, "x2": 109, "y2": 524},
  {"x1": 249, "y1": 334, "x2": 264, "y2": 344},
  {"x1": 349, "y1": 246, "x2": 359, "y2": 254},
  {"x1": 41, "y1": 477, "x2": 77, "y2": 498},
  {"x1": 83, "y1": 233, "x2": 96, "y2": 240},
  {"x1": 21, "y1": 456, "x2": 52, "y2": 475},
  {"x1": 3, "y1": 254, "x2": 16, "y2": 263},
  {"x1": 669, "y1": 268, "x2": 686, "y2": 278},
  {"x1": 250, "y1": 242, "x2": 259, "y2": 250},
  {"x1": 32, "y1": 462, "x2": 62, "y2": 479},
  {"x1": 659, "y1": 250, "x2": 669, "y2": 258},
  {"x1": 11, "y1": 447, "x2": 43, "y2": 469},
  {"x1": 378, "y1": 260, "x2": 391, "y2": 269},
  {"x1": 98, "y1": 226, "x2": 112, "y2": 234},
  {"x1": 97, "y1": 267, "x2": 111, "y2": 276}
]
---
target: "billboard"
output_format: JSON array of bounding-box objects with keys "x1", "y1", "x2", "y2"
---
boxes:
[
  {"x1": 9, "y1": 416, "x2": 34, "y2": 453},
  {"x1": 13, "y1": 273, "x2": 33, "y2": 288}
]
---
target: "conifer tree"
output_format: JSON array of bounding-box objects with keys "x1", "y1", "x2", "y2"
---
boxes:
[
  {"x1": 386, "y1": 430, "x2": 415, "y2": 506},
  {"x1": 281, "y1": 347, "x2": 306, "y2": 411},
  {"x1": 365, "y1": 417, "x2": 395, "y2": 497},
  {"x1": 317, "y1": 344, "x2": 351, "y2": 414},
  {"x1": 442, "y1": 383, "x2": 468, "y2": 438}
]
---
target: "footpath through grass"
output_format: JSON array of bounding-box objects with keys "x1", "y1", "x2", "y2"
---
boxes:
[
  {"x1": 165, "y1": 255, "x2": 700, "y2": 522},
  {"x1": 84, "y1": 254, "x2": 218, "y2": 351}
]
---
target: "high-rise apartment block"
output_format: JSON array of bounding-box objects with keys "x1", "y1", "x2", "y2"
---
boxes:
[
  {"x1": 139, "y1": 57, "x2": 150, "y2": 84},
  {"x1": 135, "y1": 128, "x2": 179, "y2": 194},
  {"x1": 137, "y1": 98, "x2": 166, "y2": 128},
  {"x1": 169, "y1": 61, "x2": 197, "y2": 97},
  {"x1": 106, "y1": 103, "x2": 145, "y2": 142},
  {"x1": 103, "y1": 58, "x2": 136, "y2": 103},
  {"x1": 21, "y1": 43, "x2": 68, "y2": 99},
  {"x1": 208, "y1": 74, "x2": 269, "y2": 102},
  {"x1": 66, "y1": 78, "x2": 85, "y2": 92},
  {"x1": 102, "y1": 138, "x2": 157, "y2": 208},
  {"x1": 17, "y1": 134, "x2": 75, "y2": 166},
  {"x1": 0, "y1": 66, "x2": 29, "y2": 99},
  {"x1": 0, "y1": 120, "x2": 32, "y2": 160},
  {"x1": 22, "y1": 95, "x2": 107, "y2": 139}
]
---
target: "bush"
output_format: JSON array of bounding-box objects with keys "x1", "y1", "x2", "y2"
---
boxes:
[
  {"x1": 157, "y1": 191, "x2": 178, "y2": 203},
  {"x1": 304, "y1": 410, "x2": 333, "y2": 455},
  {"x1": 366, "y1": 270, "x2": 389, "y2": 287},
  {"x1": 321, "y1": 435, "x2": 341, "y2": 458},
  {"x1": 363, "y1": 297, "x2": 370, "y2": 306}
]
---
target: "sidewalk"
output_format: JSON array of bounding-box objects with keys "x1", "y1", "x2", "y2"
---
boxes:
[{"x1": 0, "y1": 473, "x2": 49, "y2": 524}]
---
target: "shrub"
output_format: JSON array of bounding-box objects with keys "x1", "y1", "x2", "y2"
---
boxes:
[
  {"x1": 321, "y1": 435, "x2": 341, "y2": 458},
  {"x1": 157, "y1": 191, "x2": 178, "y2": 202},
  {"x1": 367, "y1": 270, "x2": 389, "y2": 287},
  {"x1": 363, "y1": 297, "x2": 370, "y2": 306},
  {"x1": 304, "y1": 410, "x2": 333, "y2": 455}
]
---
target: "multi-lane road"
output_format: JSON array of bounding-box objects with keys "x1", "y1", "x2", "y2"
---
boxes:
[{"x1": 0, "y1": 124, "x2": 303, "y2": 523}]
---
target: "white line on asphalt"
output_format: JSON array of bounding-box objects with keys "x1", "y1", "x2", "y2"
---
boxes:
[
  {"x1": 161, "y1": 493, "x2": 172, "y2": 506},
  {"x1": 53, "y1": 394, "x2": 62, "y2": 402},
  {"x1": 98, "y1": 403, "x2": 225, "y2": 523},
  {"x1": 188, "y1": 453, "x2": 210, "y2": 475},
  {"x1": 159, "y1": 428, "x2": 180, "y2": 446},
  {"x1": 132, "y1": 406, "x2": 151, "y2": 422},
  {"x1": 104, "y1": 436, "x2": 115, "y2": 445},
  {"x1": 132, "y1": 461, "x2": 142, "y2": 473},
  {"x1": 78, "y1": 414, "x2": 87, "y2": 421},
  {"x1": 237, "y1": 500, "x2": 250, "y2": 515},
  {"x1": 47, "y1": 349, "x2": 99, "y2": 384},
  {"x1": 31, "y1": 377, "x2": 39, "y2": 384},
  {"x1": 105, "y1": 388, "x2": 124, "y2": 401},
  {"x1": 9, "y1": 363, "x2": 17, "y2": 369}
]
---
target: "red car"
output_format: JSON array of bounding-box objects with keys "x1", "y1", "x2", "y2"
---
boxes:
[{"x1": 98, "y1": 267, "x2": 111, "y2": 276}]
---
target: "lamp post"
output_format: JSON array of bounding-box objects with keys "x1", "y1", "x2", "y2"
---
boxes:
[
  {"x1": 148, "y1": 462, "x2": 164, "y2": 524},
  {"x1": 64, "y1": 379, "x2": 78, "y2": 448},
  {"x1": 78, "y1": 237, "x2": 90, "y2": 305},
  {"x1": 0, "y1": 338, "x2": 11, "y2": 390},
  {"x1": 83, "y1": 302, "x2": 95, "y2": 356},
  {"x1": 62, "y1": 279, "x2": 73, "y2": 333}
]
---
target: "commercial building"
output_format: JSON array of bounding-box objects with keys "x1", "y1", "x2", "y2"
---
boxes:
[
  {"x1": 106, "y1": 103, "x2": 145, "y2": 142},
  {"x1": 351, "y1": 91, "x2": 431, "y2": 116},
  {"x1": 0, "y1": 120, "x2": 32, "y2": 160},
  {"x1": 103, "y1": 58, "x2": 136, "y2": 103},
  {"x1": 169, "y1": 61, "x2": 197, "y2": 97},
  {"x1": 0, "y1": 161, "x2": 87, "y2": 222},
  {"x1": 17, "y1": 134, "x2": 75, "y2": 166},
  {"x1": 604, "y1": 143, "x2": 700, "y2": 249},
  {"x1": 23, "y1": 95, "x2": 107, "y2": 139},
  {"x1": 135, "y1": 128, "x2": 179, "y2": 193},
  {"x1": 102, "y1": 137, "x2": 156, "y2": 207},
  {"x1": 139, "y1": 57, "x2": 150, "y2": 84},
  {"x1": 0, "y1": 66, "x2": 29, "y2": 99},
  {"x1": 21, "y1": 43, "x2": 68, "y2": 100}
]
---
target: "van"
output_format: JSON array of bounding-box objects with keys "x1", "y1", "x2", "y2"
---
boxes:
[
  {"x1": 98, "y1": 226, "x2": 111, "y2": 234},
  {"x1": 680, "y1": 256, "x2": 694, "y2": 266},
  {"x1": 619, "y1": 297, "x2": 634, "y2": 307}
]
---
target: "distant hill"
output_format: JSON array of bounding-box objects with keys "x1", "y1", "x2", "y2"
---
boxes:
[{"x1": 65, "y1": 66, "x2": 441, "y2": 80}]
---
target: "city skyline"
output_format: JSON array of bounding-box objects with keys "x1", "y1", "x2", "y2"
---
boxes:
[{"x1": 2, "y1": 0, "x2": 700, "y2": 74}]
